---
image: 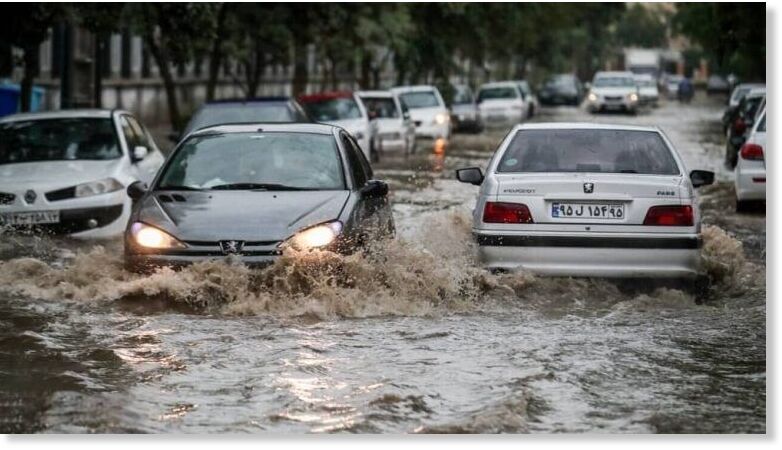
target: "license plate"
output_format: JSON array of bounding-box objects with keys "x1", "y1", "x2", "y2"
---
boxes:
[
  {"x1": 551, "y1": 203, "x2": 624, "y2": 220},
  {"x1": 0, "y1": 210, "x2": 60, "y2": 225}
]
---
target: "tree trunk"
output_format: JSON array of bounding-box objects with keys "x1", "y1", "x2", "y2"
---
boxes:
[
  {"x1": 206, "y1": 3, "x2": 229, "y2": 101},
  {"x1": 359, "y1": 50, "x2": 371, "y2": 89},
  {"x1": 93, "y1": 33, "x2": 105, "y2": 108},
  {"x1": 246, "y1": 45, "x2": 265, "y2": 98},
  {"x1": 144, "y1": 35, "x2": 181, "y2": 131},
  {"x1": 20, "y1": 45, "x2": 40, "y2": 112},
  {"x1": 291, "y1": 39, "x2": 309, "y2": 96}
]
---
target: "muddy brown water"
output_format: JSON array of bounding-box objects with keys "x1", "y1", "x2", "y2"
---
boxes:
[{"x1": 0, "y1": 96, "x2": 765, "y2": 433}]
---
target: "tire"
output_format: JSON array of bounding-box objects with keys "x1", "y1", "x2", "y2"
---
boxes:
[{"x1": 735, "y1": 198, "x2": 751, "y2": 213}]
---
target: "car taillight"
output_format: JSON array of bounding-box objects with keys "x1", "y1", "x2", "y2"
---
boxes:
[
  {"x1": 483, "y1": 202, "x2": 534, "y2": 224},
  {"x1": 740, "y1": 143, "x2": 764, "y2": 161},
  {"x1": 643, "y1": 205, "x2": 693, "y2": 226},
  {"x1": 734, "y1": 117, "x2": 746, "y2": 134}
]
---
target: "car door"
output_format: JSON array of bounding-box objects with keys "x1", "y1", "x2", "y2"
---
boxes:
[
  {"x1": 119, "y1": 115, "x2": 164, "y2": 183},
  {"x1": 397, "y1": 97, "x2": 415, "y2": 149},
  {"x1": 341, "y1": 132, "x2": 390, "y2": 238}
]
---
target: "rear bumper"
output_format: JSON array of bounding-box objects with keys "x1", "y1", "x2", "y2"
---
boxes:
[
  {"x1": 475, "y1": 232, "x2": 702, "y2": 279},
  {"x1": 735, "y1": 167, "x2": 766, "y2": 201}
]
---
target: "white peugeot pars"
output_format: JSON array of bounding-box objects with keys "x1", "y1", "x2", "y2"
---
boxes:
[
  {"x1": 456, "y1": 123, "x2": 714, "y2": 289},
  {"x1": 0, "y1": 109, "x2": 165, "y2": 238}
]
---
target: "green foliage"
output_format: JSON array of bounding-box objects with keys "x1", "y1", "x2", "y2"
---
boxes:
[{"x1": 614, "y1": 4, "x2": 668, "y2": 48}]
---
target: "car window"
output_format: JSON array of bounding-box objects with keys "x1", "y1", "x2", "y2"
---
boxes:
[
  {"x1": 518, "y1": 82, "x2": 531, "y2": 95},
  {"x1": 0, "y1": 118, "x2": 122, "y2": 164},
  {"x1": 399, "y1": 91, "x2": 440, "y2": 109},
  {"x1": 183, "y1": 103, "x2": 295, "y2": 135},
  {"x1": 498, "y1": 129, "x2": 679, "y2": 175},
  {"x1": 125, "y1": 115, "x2": 152, "y2": 149},
  {"x1": 593, "y1": 76, "x2": 635, "y2": 88},
  {"x1": 757, "y1": 113, "x2": 766, "y2": 132},
  {"x1": 301, "y1": 98, "x2": 362, "y2": 121},
  {"x1": 360, "y1": 97, "x2": 400, "y2": 119},
  {"x1": 452, "y1": 87, "x2": 473, "y2": 104},
  {"x1": 478, "y1": 87, "x2": 519, "y2": 101},
  {"x1": 158, "y1": 132, "x2": 345, "y2": 190},
  {"x1": 340, "y1": 133, "x2": 368, "y2": 187},
  {"x1": 120, "y1": 115, "x2": 140, "y2": 149}
]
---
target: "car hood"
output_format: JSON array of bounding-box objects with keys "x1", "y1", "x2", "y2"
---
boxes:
[
  {"x1": 139, "y1": 190, "x2": 350, "y2": 242},
  {"x1": 0, "y1": 159, "x2": 125, "y2": 190},
  {"x1": 592, "y1": 86, "x2": 637, "y2": 96}
]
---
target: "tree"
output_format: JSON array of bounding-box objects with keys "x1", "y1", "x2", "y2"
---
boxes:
[{"x1": 614, "y1": 3, "x2": 668, "y2": 48}]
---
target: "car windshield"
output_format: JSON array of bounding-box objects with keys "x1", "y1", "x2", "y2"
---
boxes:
[
  {"x1": 0, "y1": 117, "x2": 121, "y2": 164},
  {"x1": 360, "y1": 97, "x2": 399, "y2": 118},
  {"x1": 594, "y1": 76, "x2": 635, "y2": 88},
  {"x1": 731, "y1": 87, "x2": 753, "y2": 103},
  {"x1": 399, "y1": 91, "x2": 440, "y2": 109},
  {"x1": 498, "y1": 129, "x2": 679, "y2": 175},
  {"x1": 478, "y1": 87, "x2": 518, "y2": 101},
  {"x1": 547, "y1": 76, "x2": 575, "y2": 88},
  {"x1": 158, "y1": 132, "x2": 345, "y2": 190},
  {"x1": 184, "y1": 103, "x2": 295, "y2": 135},
  {"x1": 742, "y1": 96, "x2": 764, "y2": 117},
  {"x1": 302, "y1": 98, "x2": 362, "y2": 121},
  {"x1": 452, "y1": 87, "x2": 473, "y2": 104},
  {"x1": 636, "y1": 78, "x2": 656, "y2": 87}
]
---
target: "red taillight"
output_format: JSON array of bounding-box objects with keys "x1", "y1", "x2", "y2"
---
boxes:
[
  {"x1": 734, "y1": 118, "x2": 746, "y2": 134},
  {"x1": 483, "y1": 202, "x2": 534, "y2": 224},
  {"x1": 740, "y1": 143, "x2": 764, "y2": 161},
  {"x1": 643, "y1": 205, "x2": 693, "y2": 226}
]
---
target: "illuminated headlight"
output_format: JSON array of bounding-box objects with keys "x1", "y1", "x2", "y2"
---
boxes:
[
  {"x1": 130, "y1": 222, "x2": 186, "y2": 249},
  {"x1": 434, "y1": 113, "x2": 449, "y2": 125},
  {"x1": 628, "y1": 93, "x2": 639, "y2": 102},
  {"x1": 287, "y1": 221, "x2": 342, "y2": 251},
  {"x1": 587, "y1": 93, "x2": 598, "y2": 103},
  {"x1": 75, "y1": 178, "x2": 123, "y2": 198}
]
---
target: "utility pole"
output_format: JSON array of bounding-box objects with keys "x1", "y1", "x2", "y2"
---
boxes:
[{"x1": 59, "y1": 23, "x2": 73, "y2": 109}]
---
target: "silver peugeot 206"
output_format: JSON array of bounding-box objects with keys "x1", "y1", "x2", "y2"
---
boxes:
[
  {"x1": 124, "y1": 123, "x2": 394, "y2": 272},
  {"x1": 456, "y1": 123, "x2": 714, "y2": 289}
]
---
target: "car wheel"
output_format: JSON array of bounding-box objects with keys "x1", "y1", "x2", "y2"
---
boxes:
[{"x1": 735, "y1": 199, "x2": 751, "y2": 213}]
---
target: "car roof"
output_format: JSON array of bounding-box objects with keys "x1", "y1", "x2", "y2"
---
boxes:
[
  {"x1": 0, "y1": 108, "x2": 125, "y2": 122},
  {"x1": 735, "y1": 83, "x2": 765, "y2": 90},
  {"x1": 479, "y1": 81, "x2": 519, "y2": 89},
  {"x1": 188, "y1": 122, "x2": 339, "y2": 136},
  {"x1": 391, "y1": 85, "x2": 438, "y2": 93},
  {"x1": 205, "y1": 97, "x2": 292, "y2": 105},
  {"x1": 297, "y1": 91, "x2": 355, "y2": 103},
  {"x1": 356, "y1": 90, "x2": 393, "y2": 98},
  {"x1": 516, "y1": 122, "x2": 659, "y2": 133},
  {"x1": 746, "y1": 87, "x2": 766, "y2": 97}
]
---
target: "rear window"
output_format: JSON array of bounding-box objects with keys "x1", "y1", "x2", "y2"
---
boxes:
[
  {"x1": 497, "y1": 129, "x2": 679, "y2": 175},
  {"x1": 301, "y1": 97, "x2": 362, "y2": 121},
  {"x1": 359, "y1": 97, "x2": 399, "y2": 118},
  {"x1": 478, "y1": 87, "x2": 518, "y2": 101},
  {"x1": 399, "y1": 91, "x2": 440, "y2": 109}
]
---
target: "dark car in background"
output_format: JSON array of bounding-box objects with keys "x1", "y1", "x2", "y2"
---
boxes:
[
  {"x1": 538, "y1": 74, "x2": 584, "y2": 106},
  {"x1": 725, "y1": 87, "x2": 766, "y2": 167},
  {"x1": 450, "y1": 84, "x2": 482, "y2": 133},
  {"x1": 173, "y1": 97, "x2": 311, "y2": 142}
]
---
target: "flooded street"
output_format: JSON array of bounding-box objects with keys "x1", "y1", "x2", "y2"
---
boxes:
[{"x1": 0, "y1": 95, "x2": 765, "y2": 433}]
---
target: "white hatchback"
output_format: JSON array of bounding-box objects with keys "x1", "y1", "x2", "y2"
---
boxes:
[
  {"x1": 735, "y1": 107, "x2": 766, "y2": 211},
  {"x1": 476, "y1": 81, "x2": 527, "y2": 127},
  {"x1": 391, "y1": 85, "x2": 451, "y2": 140},
  {"x1": 356, "y1": 90, "x2": 416, "y2": 155},
  {"x1": 0, "y1": 109, "x2": 165, "y2": 238},
  {"x1": 456, "y1": 123, "x2": 714, "y2": 282}
]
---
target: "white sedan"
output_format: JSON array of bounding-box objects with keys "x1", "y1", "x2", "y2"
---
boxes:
[
  {"x1": 735, "y1": 107, "x2": 766, "y2": 211},
  {"x1": 356, "y1": 90, "x2": 416, "y2": 155},
  {"x1": 456, "y1": 123, "x2": 714, "y2": 284},
  {"x1": 391, "y1": 85, "x2": 451, "y2": 141},
  {"x1": 0, "y1": 109, "x2": 165, "y2": 238}
]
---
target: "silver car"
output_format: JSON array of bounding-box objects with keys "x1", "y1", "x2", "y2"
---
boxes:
[
  {"x1": 456, "y1": 123, "x2": 714, "y2": 285},
  {"x1": 124, "y1": 123, "x2": 394, "y2": 271}
]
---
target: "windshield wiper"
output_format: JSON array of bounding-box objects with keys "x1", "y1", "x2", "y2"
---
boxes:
[
  {"x1": 157, "y1": 185, "x2": 204, "y2": 191},
  {"x1": 208, "y1": 183, "x2": 315, "y2": 191}
]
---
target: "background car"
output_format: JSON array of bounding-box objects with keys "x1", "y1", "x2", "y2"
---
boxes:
[
  {"x1": 455, "y1": 123, "x2": 714, "y2": 291},
  {"x1": 586, "y1": 71, "x2": 640, "y2": 114},
  {"x1": 723, "y1": 82, "x2": 765, "y2": 132},
  {"x1": 538, "y1": 74, "x2": 584, "y2": 106},
  {"x1": 0, "y1": 109, "x2": 165, "y2": 238},
  {"x1": 634, "y1": 73, "x2": 660, "y2": 107},
  {"x1": 725, "y1": 87, "x2": 766, "y2": 167},
  {"x1": 475, "y1": 81, "x2": 527, "y2": 128},
  {"x1": 124, "y1": 123, "x2": 394, "y2": 272},
  {"x1": 391, "y1": 85, "x2": 452, "y2": 141},
  {"x1": 176, "y1": 97, "x2": 311, "y2": 142},
  {"x1": 735, "y1": 107, "x2": 766, "y2": 211},
  {"x1": 449, "y1": 84, "x2": 482, "y2": 133},
  {"x1": 357, "y1": 90, "x2": 417, "y2": 155},
  {"x1": 298, "y1": 91, "x2": 377, "y2": 161},
  {"x1": 515, "y1": 80, "x2": 539, "y2": 118},
  {"x1": 706, "y1": 74, "x2": 731, "y2": 95}
]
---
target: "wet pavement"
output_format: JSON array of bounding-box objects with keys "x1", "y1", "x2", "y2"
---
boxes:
[{"x1": 0, "y1": 94, "x2": 766, "y2": 433}]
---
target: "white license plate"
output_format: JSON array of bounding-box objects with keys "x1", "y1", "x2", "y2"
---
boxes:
[
  {"x1": 0, "y1": 210, "x2": 60, "y2": 225},
  {"x1": 551, "y1": 203, "x2": 624, "y2": 220}
]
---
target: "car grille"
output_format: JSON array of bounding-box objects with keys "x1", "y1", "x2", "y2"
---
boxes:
[
  {"x1": 173, "y1": 240, "x2": 283, "y2": 257},
  {"x1": 45, "y1": 187, "x2": 76, "y2": 202},
  {"x1": 605, "y1": 96, "x2": 623, "y2": 102},
  {"x1": 0, "y1": 192, "x2": 14, "y2": 205}
]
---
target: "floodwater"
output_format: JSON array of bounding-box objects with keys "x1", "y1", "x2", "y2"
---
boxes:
[{"x1": 0, "y1": 95, "x2": 765, "y2": 433}]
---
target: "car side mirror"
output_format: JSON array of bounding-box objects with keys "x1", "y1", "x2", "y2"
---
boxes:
[
  {"x1": 456, "y1": 167, "x2": 484, "y2": 186},
  {"x1": 132, "y1": 146, "x2": 149, "y2": 162},
  {"x1": 361, "y1": 180, "x2": 389, "y2": 198},
  {"x1": 127, "y1": 180, "x2": 148, "y2": 200},
  {"x1": 690, "y1": 170, "x2": 715, "y2": 188}
]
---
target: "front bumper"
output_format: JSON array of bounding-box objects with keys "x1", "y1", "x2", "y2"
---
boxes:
[
  {"x1": 1, "y1": 204, "x2": 125, "y2": 236},
  {"x1": 413, "y1": 122, "x2": 450, "y2": 139},
  {"x1": 474, "y1": 232, "x2": 702, "y2": 279},
  {"x1": 589, "y1": 99, "x2": 637, "y2": 112},
  {"x1": 124, "y1": 238, "x2": 283, "y2": 272}
]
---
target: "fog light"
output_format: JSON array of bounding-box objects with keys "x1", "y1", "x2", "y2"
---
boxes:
[{"x1": 87, "y1": 218, "x2": 98, "y2": 229}]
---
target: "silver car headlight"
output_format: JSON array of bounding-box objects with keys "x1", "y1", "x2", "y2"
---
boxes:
[
  {"x1": 287, "y1": 221, "x2": 343, "y2": 251},
  {"x1": 75, "y1": 178, "x2": 123, "y2": 198},
  {"x1": 130, "y1": 222, "x2": 186, "y2": 249},
  {"x1": 628, "y1": 93, "x2": 639, "y2": 103},
  {"x1": 434, "y1": 113, "x2": 449, "y2": 125},
  {"x1": 587, "y1": 93, "x2": 598, "y2": 102}
]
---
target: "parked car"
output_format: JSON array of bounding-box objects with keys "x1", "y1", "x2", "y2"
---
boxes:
[
  {"x1": 0, "y1": 110, "x2": 165, "y2": 238},
  {"x1": 176, "y1": 97, "x2": 311, "y2": 142},
  {"x1": 298, "y1": 91, "x2": 377, "y2": 161},
  {"x1": 356, "y1": 90, "x2": 416, "y2": 155},
  {"x1": 706, "y1": 74, "x2": 731, "y2": 95},
  {"x1": 725, "y1": 87, "x2": 766, "y2": 167},
  {"x1": 538, "y1": 74, "x2": 583, "y2": 106},
  {"x1": 391, "y1": 85, "x2": 451, "y2": 141},
  {"x1": 475, "y1": 81, "x2": 528, "y2": 127},
  {"x1": 723, "y1": 83, "x2": 765, "y2": 133},
  {"x1": 124, "y1": 123, "x2": 394, "y2": 272},
  {"x1": 514, "y1": 80, "x2": 539, "y2": 118},
  {"x1": 663, "y1": 74, "x2": 683, "y2": 99},
  {"x1": 634, "y1": 73, "x2": 659, "y2": 107},
  {"x1": 735, "y1": 107, "x2": 766, "y2": 211},
  {"x1": 586, "y1": 71, "x2": 639, "y2": 114},
  {"x1": 449, "y1": 84, "x2": 482, "y2": 133},
  {"x1": 455, "y1": 123, "x2": 714, "y2": 292}
]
